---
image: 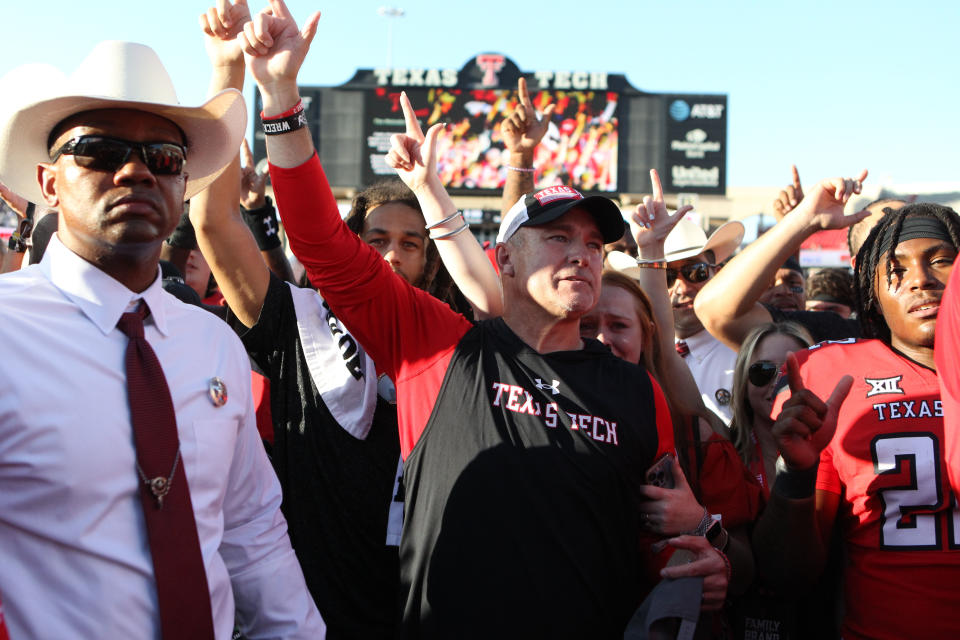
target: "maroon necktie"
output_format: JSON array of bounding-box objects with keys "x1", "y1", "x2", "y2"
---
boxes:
[
  {"x1": 676, "y1": 340, "x2": 690, "y2": 358},
  {"x1": 117, "y1": 303, "x2": 215, "y2": 639}
]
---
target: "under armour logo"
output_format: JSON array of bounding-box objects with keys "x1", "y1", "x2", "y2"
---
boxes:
[
  {"x1": 535, "y1": 378, "x2": 560, "y2": 395},
  {"x1": 475, "y1": 54, "x2": 505, "y2": 87},
  {"x1": 262, "y1": 217, "x2": 277, "y2": 237},
  {"x1": 865, "y1": 375, "x2": 904, "y2": 398}
]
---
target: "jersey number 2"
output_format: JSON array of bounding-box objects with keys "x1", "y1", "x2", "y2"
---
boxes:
[{"x1": 871, "y1": 433, "x2": 960, "y2": 550}]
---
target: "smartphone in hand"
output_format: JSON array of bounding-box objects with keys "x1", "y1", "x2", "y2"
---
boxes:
[{"x1": 646, "y1": 453, "x2": 675, "y2": 489}]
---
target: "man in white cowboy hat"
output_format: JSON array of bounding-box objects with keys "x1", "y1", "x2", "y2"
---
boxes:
[
  {"x1": 0, "y1": 40, "x2": 324, "y2": 639},
  {"x1": 695, "y1": 174, "x2": 869, "y2": 353},
  {"x1": 638, "y1": 217, "x2": 744, "y2": 424}
]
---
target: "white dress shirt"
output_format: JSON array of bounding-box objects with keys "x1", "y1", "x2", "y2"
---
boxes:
[
  {"x1": 677, "y1": 329, "x2": 737, "y2": 425},
  {"x1": 0, "y1": 236, "x2": 325, "y2": 639}
]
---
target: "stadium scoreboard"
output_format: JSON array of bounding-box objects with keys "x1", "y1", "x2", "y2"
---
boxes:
[{"x1": 253, "y1": 53, "x2": 727, "y2": 197}]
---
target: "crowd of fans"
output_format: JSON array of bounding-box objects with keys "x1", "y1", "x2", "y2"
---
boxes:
[{"x1": 0, "y1": 1, "x2": 958, "y2": 639}]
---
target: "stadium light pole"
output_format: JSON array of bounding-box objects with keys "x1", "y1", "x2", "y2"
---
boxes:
[{"x1": 377, "y1": 7, "x2": 405, "y2": 70}]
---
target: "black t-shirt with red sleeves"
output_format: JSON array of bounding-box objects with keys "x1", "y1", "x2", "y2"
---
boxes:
[{"x1": 270, "y1": 155, "x2": 672, "y2": 639}]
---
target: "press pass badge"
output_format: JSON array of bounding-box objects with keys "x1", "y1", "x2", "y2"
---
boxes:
[{"x1": 208, "y1": 377, "x2": 228, "y2": 407}]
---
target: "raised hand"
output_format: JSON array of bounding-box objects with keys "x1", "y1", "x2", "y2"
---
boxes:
[
  {"x1": 239, "y1": 0, "x2": 320, "y2": 108},
  {"x1": 200, "y1": 0, "x2": 251, "y2": 68},
  {"x1": 240, "y1": 138, "x2": 267, "y2": 209},
  {"x1": 772, "y1": 353, "x2": 853, "y2": 471},
  {"x1": 384, "y1": 91, "x2": 444, "y2": 194},
  {"x1": 629, "y1": 168, "x2": 693, "y2": 261},
  {"x1": 772, "y1": 165, "x2": 804, "y2": 220},
  {"x1": 796, "y1": 169, "x2": 870, "y2": 231},
  {"x1": 501, "y1": 77, "x2": 556, "y2": 156}
]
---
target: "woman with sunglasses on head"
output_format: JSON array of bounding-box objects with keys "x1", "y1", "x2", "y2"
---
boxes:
[{"x1": 729, "y1": 322, "x2": 813, "y2": 497}]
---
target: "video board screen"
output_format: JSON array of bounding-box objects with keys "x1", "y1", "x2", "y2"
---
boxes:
[
  {"x1": 363, "y1": 87, "x2": 619, "y2": 193},
  {"x1": 253, "y1": 53, "x2": 726, "y2": 196}
]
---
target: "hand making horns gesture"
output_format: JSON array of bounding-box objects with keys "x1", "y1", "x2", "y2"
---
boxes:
[
  {"x1": 773, "y1": 353, "x2": 854, "y2": 471},
  {"x1": 501, "y1": 77, "x2": 556, "y2": 156},
  {"x1": 384, "y1": 91, "x2": 445, "y2": 194},
  {"x1": 238, "y1": 0, "x2": 320, "y2": 94},
  {"x1": 629, "y1": 168, "x2": 694, "y2": 259}
]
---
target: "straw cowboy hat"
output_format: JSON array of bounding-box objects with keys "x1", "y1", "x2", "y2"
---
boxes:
[
  {"x1": 606, "y1": 217, "x2": 744, "y2": 277},
  {"x1": 0, "y1": 40, "x2": 246, "y2": 204}
]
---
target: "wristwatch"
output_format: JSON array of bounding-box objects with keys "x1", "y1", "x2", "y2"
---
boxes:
[{"x1": 705, "y1": 518, "x2": 729, "y2": 551}]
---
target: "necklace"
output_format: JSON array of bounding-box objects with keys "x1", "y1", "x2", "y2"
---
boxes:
[{"x1": 136, "y1": 447, "x2": 181, "y2": 509}]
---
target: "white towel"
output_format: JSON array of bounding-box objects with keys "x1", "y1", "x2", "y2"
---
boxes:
[{"x1": 288, "y1": 284, "x2": 378, "y2": 440}]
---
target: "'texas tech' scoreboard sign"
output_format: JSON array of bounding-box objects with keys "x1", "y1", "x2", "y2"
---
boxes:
[{"x1": 254, "y1": 54, "x2": 727, "y2": 196}]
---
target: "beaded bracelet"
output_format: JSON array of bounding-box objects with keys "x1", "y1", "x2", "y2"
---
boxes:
[
  {"x1": 506, "y1": 165, "x2": 535, "y2": 173},
  {"x1": 424, "y1": 211, "x2": 464, "y2": 230},
  {"x1": 635, "y1": 260, "x2": 668, "y2": 270},
  {"x1": 429, "y1": 221, "x2": 471, "y2": 240},
  {"x1": 713, "y1": 547, "x2": 732, "y2": 584}
]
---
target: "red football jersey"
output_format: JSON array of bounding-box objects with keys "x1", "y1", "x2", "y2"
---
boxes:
[
  {"x1": 774, "y1": 339, "x2": 960, "y2": 640},
  {"x1": 937, "y1": 268, "x2": 960, "y2": 499}
]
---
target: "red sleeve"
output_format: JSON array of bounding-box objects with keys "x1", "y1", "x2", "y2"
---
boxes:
[
  {"x1": 649, "y1": 374, "x2": 674, "y2": 458},
  {"x1": 936, "y1": 267, "x2": 960, "y2": 496},
  {"x1": 269, "y1": 155, "x2": 474, "y2": 457}
]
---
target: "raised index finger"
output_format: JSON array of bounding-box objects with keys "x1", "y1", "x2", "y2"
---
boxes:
[
  {"x1": 267, "y1": 0, "x2": 293, "y2": 20},
  {"x1": 241, "y1": 137, "x2": 254, "y2": 168},
  {"x1": 649, "y1": 168, "x2": 664, "y2": 203},
  {"x1": 786, "y1": 352, "x2": 805, "y2": 394},
  {"x1": 517, "y1": 76, "x2": 531, "y2": 108},
  {"x1": 791, "y1": 164, "x2": 802, "y2": 190},
  {"x1": 399, "y1": 91, "x2": 424, "y2": 141}
]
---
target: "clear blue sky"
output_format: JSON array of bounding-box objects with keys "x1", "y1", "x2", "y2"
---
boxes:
[{"x1": 2, "y1": 0, "x2": 956, "y2": 189}]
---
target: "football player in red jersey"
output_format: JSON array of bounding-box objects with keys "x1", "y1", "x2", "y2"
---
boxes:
[{"x1": 754, "y1": 192, "x2": 960, "y2": 640}]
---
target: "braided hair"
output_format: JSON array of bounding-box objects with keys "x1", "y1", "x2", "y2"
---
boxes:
[
  {"x1": 344, "y1": 179, "x2": 456, "y2": 309},
  {"x1": 853, "y1": 202, "x2": 960, "y2": 343}
]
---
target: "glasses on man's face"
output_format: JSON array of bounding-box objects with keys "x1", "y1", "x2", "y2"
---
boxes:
[
  {"x1": 666, "y1": 262, "x2": 715, "y2": 287},
  {"x1": 748, "y1": 360, "x2": 780, "y2": 387},
  {"x1": 51, "y1": 135, "x2": 187, "y2": 176}
]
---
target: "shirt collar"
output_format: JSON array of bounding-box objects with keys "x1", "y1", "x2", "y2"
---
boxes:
[
  {"x1": 40, "y1": 234, "x2": 170, "y2": 337},
  {"x1": 678, "y1": 328, "x2": 718, "y2": 353}
]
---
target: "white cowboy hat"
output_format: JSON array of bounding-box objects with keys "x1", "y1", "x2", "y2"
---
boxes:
[
  {"x1": 605, "y1": 217, "x2": 745, "y2": 279},
  {"x1": 663, "y1": 218, "x2": 744, "y2": 264},
  {"x1": 0, "y1": 40, "x2": 246, "y2": 204}
]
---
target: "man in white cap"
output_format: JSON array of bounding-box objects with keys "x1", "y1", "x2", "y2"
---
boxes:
[
  {"x1": 0, "y1": 40, "x2": 324, "y2": 639},
  {"x1": 656, "y1": 218, "x2": 744, "y2": 424}
]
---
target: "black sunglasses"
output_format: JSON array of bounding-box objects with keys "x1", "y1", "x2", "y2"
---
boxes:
[
  {"x1": 748, "y1": 360, "x2": 780, "y2": 387},
  {"x1": 51, "y1": 135, "x2": 187, "y2": 176},
  {"x1": 666, "y1": 262, "x2": 716, "y2": 287}
]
